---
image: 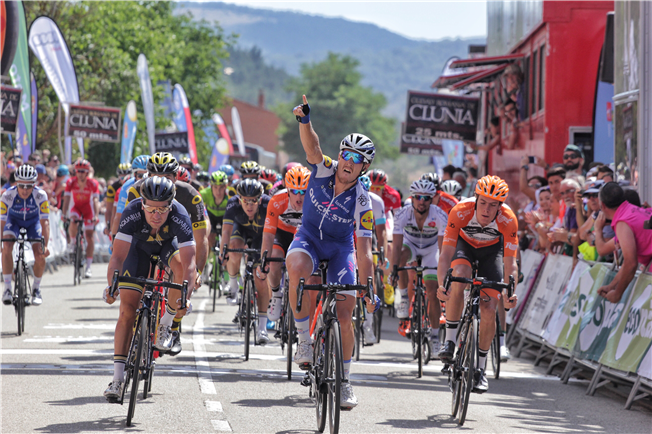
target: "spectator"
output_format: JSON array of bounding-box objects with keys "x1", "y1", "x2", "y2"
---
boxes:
[
  {"x1": 47, "y1": 154, "x2": 60, "y2": 168},
  {"x1": 548, "y1": 178, "x2": 581, "y2": 256},
  {"x1": 42, "y1": 149, "x2": 51, "y2": 163},
  {"x1": 596, "y1": 182, "x2": 652, "y2": 302},
  {"x1": 577, "y1": 180, "x2": 608, "y2": 261},
  {"x1": 474, "y1": 116, "x2": 502, "y2": 156},
  {"x1": 53, "y1": 165, "x2": 70, "y2": 209},
  {"x1": 596, "y1": 165, "x2": 614, "y2": 182},
  {"x1": 502, "y1": 100, "x2": 521, "y2": 150},
  {"x1": 452, "y1": 170, "x2": 469, "y2": 197},
  {"x1": 562, "y1": 144, "x2": 585, "y2": 177},
  {"x1": 522, "y1": 162, "x2": 566, "y2": 220},
  {"x1": 27, "y1": 152, "x2": 42, "y2": 166},
  {"x1": 10, "y1": 155, "x2": 23, "y2": 168},
  {"x1": 442, "y1": 165, "x2": 456, "y2": 181},
  {"x1": 524, "y1": 187, "x2": 557, "y2": 252}
]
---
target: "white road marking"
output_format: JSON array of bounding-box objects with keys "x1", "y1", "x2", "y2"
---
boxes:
[
  {"x1": 211, "y1": 420, "x2": 232, "y2": 431},
  {"x1": 205, "y1": 400, "x2": 223, "y2": 412},
  {"x1": 194, "y1": 299, "x2": 217, "y2": 394},
  {"x1": 43, "y1": 323, "x2": 115, "y2": 330},
  {"x1": 23, "y1": 336, "x2": 112, "y2": 343}
]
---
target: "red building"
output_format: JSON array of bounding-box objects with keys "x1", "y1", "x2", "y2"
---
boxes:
[{"x1": 435, "y1": 1, "x2": 613, "y2": 208}]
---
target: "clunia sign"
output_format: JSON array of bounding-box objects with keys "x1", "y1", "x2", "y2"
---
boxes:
[
  {"x1": 67, "y1": 105, "x2": 122, "y2": 142},
  {"x1": 401, "y1": 91, "x2": 479, "y2": 155}
]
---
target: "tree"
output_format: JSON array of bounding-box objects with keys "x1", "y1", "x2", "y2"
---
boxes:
[
  {"x1": 24, "y1": 1, "x2": 231, "y2": 179},
  {"x1": 275, "y1": 53, "x2": 398, "y2": 162}
]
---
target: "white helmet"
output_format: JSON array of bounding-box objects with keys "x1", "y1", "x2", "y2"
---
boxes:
[
  {"x1": 409, "y1": 179, "x2": 437, "y2": 196},
  {"x1": 441, "y1": 179, "x2": 463, "y2": 198},
  {"x1": 15, "y1": 164, "x2": 38, "y2": 182},
  {"x1": 339, "y1": 133, "x2": 375, "y2": 164}
]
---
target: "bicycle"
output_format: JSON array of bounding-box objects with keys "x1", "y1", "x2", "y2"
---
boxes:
[
  {"x1": 442, "y1": 263, "x2": 514, "y2": 426},
  {"x1": 222, "y1": 245, "x2": 261, "y2": 361},
  {"x1": 1, "y1": 228, "x2": 44, "y2": 336},
  {"x1": 108, "y1": 258, "x2": 188, "y2": 427},
  {"x1": 261, "y1": 251, "x2": 296, "y2": 380},
  {"x1": 297, "y1": 275, "x2": 373, "y2": 434},
  {"x1": 208, "y1": 235, "x2": 226, "y2": 312},
  {"x1": 69, "y1": 218, "x2": 85, "y2": 286},
  {"x1": 371, "y1": 247, "x2": 385, "y2": 343},
  {"x1": 395, "y1": 256, "x2": 436, "y2": 378},
  {"x1": 489, "y1": 310, "x2": 501, "y2": 379}
]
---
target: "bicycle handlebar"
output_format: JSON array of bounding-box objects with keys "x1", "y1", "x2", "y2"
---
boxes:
[
  {"x1": 109, "y1": 270, "x2": 189, "y2": 309},
  {"x1": 296, "y1": 276, "x2": 374, "y2": 313},
  {"x1": 1, "y1": 235, "x2": 45, "y2": 251},
  {"x1": 220, "y1": 245, "x2": 261, "y2": 265},
  {"x1": 443, "y1": 268, "x2": 515, "y2": 308},
  {"x1": 261, "y1": 250, "x2": 285, "y2": 273}
]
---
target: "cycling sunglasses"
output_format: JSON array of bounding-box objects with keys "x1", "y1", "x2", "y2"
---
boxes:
[
  {"x1": 142, "y1": 204, "x2": 172, "y2": 215},
  {"x1": 340, "y1": 150, "x2": 365, "y2": 164},
  {"x1": 289, "y1": 189, "x2": 306, "y2": 196},
  {"x1": 413, "y1": 195, "x2": 433, "y2": 202},
  {"x1": 240, "y1": 197, "x2": 260, "y2": 205},
  {"x1": 17, "y1": 183, "x2": 35, "y2": 190},
  {"x1": 76, "y1": 169, "x2": 89, "y2": 174}
]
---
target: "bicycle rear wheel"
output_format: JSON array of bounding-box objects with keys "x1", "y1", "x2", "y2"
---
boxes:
[
  {"x1": 286, "y1": 305, "x2": 295, "y2": 381},
  {"x1": 243, "y1": 279, "x2": 252, "y2": 361},
  {"x1": 450, "y1": 321, "x2": 466, "y2": 418},
  {"x1": 72, "y1": 242, "x2": 79, "y2": 286},
  {"x1": 458, "y1": 317, "x2": 477, "y2": 426},
  {"x1": 353, "y1": 301, "x2": 361, "y2": 361},
  {"x1": 415, "y1": 292, "x2": 423, "y2": 378},
  {"x1": 491, "y1": 312, "x2": 501, "y2": 379},
  {"x1": 127, "y1": 314, "x2": 147, "y2": 427},
  {"x1": 314, "y1": 324, "x2": 327, "y2": 433},
  {"x1": 327, "y1": 321, "x2": 342, "y2": 434},
  {"x1": 211, "y1": 258, "x2": 219, "y2": 312},
  {"x1": 143, "y1": 298, "x2": 159, "y2": 398},
  {"x1": 15, "y1": 262, "x2": 25, "y2": 336}
]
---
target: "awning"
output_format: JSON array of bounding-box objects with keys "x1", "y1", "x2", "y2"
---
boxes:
[
  {"x1": 431, "y1": 70, "x2": 478, "y2": 89},
  {"x1": 450, "y1": 64, "x2": 509, "y2": 90},
  {"x1": 448, "y1": 53, "x2": 524, "y2": 69}
]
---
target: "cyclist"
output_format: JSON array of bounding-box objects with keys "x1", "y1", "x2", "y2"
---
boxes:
[
  {"x1": 259, "y1": 165, "x2": 310, "y2": 322},
  {"x1": 420, "y1": 172, "x2": 458, "y2": 215},
  {"x1": 61, "y1": 159, "x2": 100, "y2": 278},
  {"x1": 102, "y1": 176, "x2": 197, "y2": 401},
  {"x1": 196, "y1": 171, "x2": 210, "y2": 189},
  {"x1": 110, "y1": 155, "x2": 149, "y2": 237},
  {"x1": 437, "y1": 175, "x2": 519, "y2": 393},
  {"x1": 289, "y1": 95, "x2": 378, "y2": 410},
  {"x1": 261, "y1": 168, "x2": 283, "y2": 195},
  {"x1": 104, "y1": 162, "x2": 132, "y2": 238},
  {"x1": 1, "y1": 165, "x2": 50, "y2": 306},
  {"x1": 441, "y1": 179, "x2": 464, "y2": 201},
  {"x1": 179, "y1": 156, "x2": 203, "y2": 191},
  {"x1": 176, "y1": 167, "x2": 191, "y2": 183},
  {"x1": 218, "y1": 164, "x2": 236, "y2": 185},
  {"x1": 229, "y1": 161, "x2": 274, "y2": 198},
  {"x1": 390, "y1": 179, "x2": 448, "y2": 354},
  {"x1": 200, "y1": 171, "x2": 229, "y2": 252},
  {"x1": 219, "y1": 178, "x2": 272, "y2": 345},
  {"x1": 123, "y1": 153, "x2": 209, "y2": 355}
]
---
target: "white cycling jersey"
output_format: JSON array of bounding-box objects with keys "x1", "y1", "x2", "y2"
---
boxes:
[{"x1": 393, "y1": 203, "x2": 448, "y2": 249}]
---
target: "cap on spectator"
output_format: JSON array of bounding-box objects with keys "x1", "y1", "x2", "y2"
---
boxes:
[
  {"x1": 586, "y1": 166, "x2": 599, "y2": 178},
  {"x1": 35, "y1": 164, "x2": 47, "y2": 174},
  {"x1": 57, "y1": 165, "x2": 69, "y2": 176},
  {"x1": 564, "y1": 144, "x2": 585, "y2": 160},
  {"x1": 582, "y1": 179, "x2": 604, "y2": 196}
]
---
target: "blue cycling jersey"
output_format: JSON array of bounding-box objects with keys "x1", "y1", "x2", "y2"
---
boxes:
[
  {"x1": 302, "y1": 154, "x2": 373, "y2": 243},
  {"x1": 115, "y1": 177, "x2": 137, "y2": 214},
  {"x1": 1, "y1": 186, "x2": 50, "y2": 223}
]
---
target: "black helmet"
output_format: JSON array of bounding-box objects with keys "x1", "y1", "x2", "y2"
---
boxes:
[
  {"x1": 236, "y1": 178, "x2": 264, "y2": 198},
  {"x1": 421, "y1": 172, "x2": 441, "y2": 190},
  {"x1": 196, "y1": 171, "x2": 210, "y2": 183},
  {"x1": 140, "y1": 176, "x2": 175, "y2": 203},
  {"x1": 178, "y1": 156, "x2": 193, "y2": 168}
]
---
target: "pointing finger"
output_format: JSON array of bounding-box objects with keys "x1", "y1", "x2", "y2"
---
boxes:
[{"x1": 303, "y1": 94, "x2": 308, "y2": 105}]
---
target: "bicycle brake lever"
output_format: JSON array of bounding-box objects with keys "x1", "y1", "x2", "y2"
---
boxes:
[
  {"x1": 181, "y1": 280, "x2": 188, "y2": 310},
  {"x1": 296, "y1": 278, "x2": 305, "y2": 313}
]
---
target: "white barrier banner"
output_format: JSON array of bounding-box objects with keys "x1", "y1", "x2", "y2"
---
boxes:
[
  {"x1": 508, "y1": 249, "x2": 545, "y2": 325},
  {"x1": 638, "y1": 344, "x2": 652, "y2": 380}
]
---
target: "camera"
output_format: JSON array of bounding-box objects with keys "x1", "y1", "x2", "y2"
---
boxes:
[{"x1": 528, "y1": 156, "x2": 537, "y2": 164}]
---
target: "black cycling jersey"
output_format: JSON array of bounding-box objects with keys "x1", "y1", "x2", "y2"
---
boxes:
[
  {"x1": 106, "y1": 177, "x2": 126, "y2": 204},
  {"x1": 223, "y1": 194, "x2": 270, "y2": 235},
  {"x1": 115, "y1": 198, "x2": 195, "y2": 248},
  {"x1": 188, "y1": 179, "x2": 203, "y2": 192},
  {"x1": 127, "y1": 179, "x2": 207, "y2": 230}
]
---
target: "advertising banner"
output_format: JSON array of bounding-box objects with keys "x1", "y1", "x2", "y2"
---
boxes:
[
  {"x1": 521, "y1": 254, "x2": 574, "y2": 336},
  {"x1": 575, "y1": 270, "x2": 634, "y2": 361},
  {"x1": 155, "y1": 131, "x2": 189, "y2": 154},
  {"x1": 231, "y1": 106, "x2": 246, "y2": 157},
  {"x1": 1, "y1": 0, "x2": 19, "y2": 77},
  {"x1": 172, "y1": 84, "x2": 198, "y2": 164},
  {"x1": 1, "y1": 85, "x2": 21, "y2": 133},
  {"x1": 30, "y1": 71, "x2": 37, "y2": 152},
  {"x1": 542, "y1": 261, "x2": 598, "y2": 349},
  {"x1": 120, "y1": 100, "x2": 138, "y2": 164},
  {"x1": 400, "y1": 91, "x2": 479, "y2": 156},
  {"x1": 637, "y1": 343, "x2": 652, "y2": 380},
  {"x1": 209, "y1": 113, "x2": 233, "y2": 173},
  {"x1": 67, "y1": 105, "x2": 121, "y2": 142},
  {"x1": 508, "y1": 249, "x2": 545, "y2": 325},
  {"x1": 137, "y1": 54, "x2": 155, "y2": 155},
  {"x1": 28, "y1": 16, "x2": 83, "y2": 161},
  {"x1": 9, "y1": 0, "x2": 31, "y2": 154},
  {"x1": 599, "y1": 272, "x2": 652, "y2": 373}
]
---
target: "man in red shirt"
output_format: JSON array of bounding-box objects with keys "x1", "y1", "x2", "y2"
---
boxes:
[{"x1": 61, "y1": 159, "x2": 100, "y2": 278}]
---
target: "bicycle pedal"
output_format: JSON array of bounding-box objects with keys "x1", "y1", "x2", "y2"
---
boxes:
[
  {"x1": 299, "y1": 362, "x2": 311, "y2": 371},
  {"x1": 301, "y1": 373, "x2": 311, "y2": 387},
  {"x1": 273, "y1": 331, "x2": 282, "y2": 340}
]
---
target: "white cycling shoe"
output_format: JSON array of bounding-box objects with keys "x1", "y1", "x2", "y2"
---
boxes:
[
  {"x1": 500, "y1": 345, "x2": 511, "y2": 361},
  {"x1": 294, "y1": 341, "x2": 313, "y2": 368},
  {"x1": 340, "y1": 381, "x2": 358, "y2": 409},
  {"x1": 267, "y1": 295, "x2": 283, "y2": 321}
]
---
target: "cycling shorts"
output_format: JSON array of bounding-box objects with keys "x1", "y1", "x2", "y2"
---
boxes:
[
  {"x1": 70, "y1": 203, "x2": 96, "y2": 230},
  {"x1": 208, "y1": 213, "x2": 223, "y2": 235},
  {"x1": 3, "y1": 216, "x2": 42, "y2": 240},
  {"x1": 120, "y1": 237, "x2": 179, "y2": 293},
  {"x1": 402, "y1": 239, "x2": 438, "y2": 281},
  {"x1": 231, "y1": 224, "x2": 262, "y2": 266},
  {"x1": 287, "y1": 226, "x2": 357, "y2": 296},
  {"x1": 451, "y1": 236, "x2": 503, "y2": 299},
  {"x1": 273, "y1": 228, "x2": 294, "y2": 255}
]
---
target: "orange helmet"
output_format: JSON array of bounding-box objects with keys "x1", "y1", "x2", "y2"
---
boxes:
[
  {"x1": 285, "y1": 166, "x2": 310, "y2": 190},
  {"x1": 475, "y1": 175, "x2": 509, "y2": 202}
]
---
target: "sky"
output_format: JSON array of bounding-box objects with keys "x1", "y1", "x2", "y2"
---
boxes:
[{"x1": 214, "y1": 1, "x2": 487, "y2": 41}]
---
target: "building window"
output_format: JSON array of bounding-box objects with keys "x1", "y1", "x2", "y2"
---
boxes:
[
  {"x1": 531, "y1": 49, "x2": 538, "y2": 116},
  {"x1": 523, "y1": 56, "x2": 530, "y2": 119},
  {"x1": 539, "y1": 45, "x2": 545, "y2": 111}
]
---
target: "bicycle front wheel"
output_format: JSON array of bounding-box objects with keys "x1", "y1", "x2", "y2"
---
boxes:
[
  {"x1": 15, "y1": 262, "x2": 25, "y2": 335},
  {"x1": 127, "y1": 315, "x2": 147, "y2": 427},
  {"x1": 243, "y1": 279, "x2": 253, "y2": 361},
  {"x1": 327, "y1": 321, "x2": 342, "y2": 434},
  {"x1": 353, "y1": 301, "x2": 361, "y2": 361},
  {"x1": 285, "y1": 304, "x2": 295, "y2": 381},
  {"x1": 415, "y1": 292, "x2": 423, "y2": 378},
  {"x1": 450, "y1": 320, "x2": 466, "y2": 418},
  {"x1": 491, "y1": 311, "x2": 501, "y2": 379},
  {"x1": 458, "y1": 317, "x2": 477, "y2": 426},
  {"x1": 212, "y1": 258, "x2": 219, "y2": 312}
]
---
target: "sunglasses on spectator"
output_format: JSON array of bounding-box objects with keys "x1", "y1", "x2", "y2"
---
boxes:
[
  {"x1": 240, "y1": 197, "x2": 260, "y2": 205},
  {"x1": 289, "y1": 189, "x2": 306, "y2": 196},
  {"x1": 587, "y1": 193, "x2": 599, "y2": 199},
  {"x1": 143, "y1": 204, "x2": 172, "y2": 215},
  {"x1": 528, "y1": 183, "x2": 542, "y2": 189},
  {"x1": 563, "y1": 153, "x2": 580, "y2": 160},
  {"x1": 340, "y1": 150, "x2": 365, "y2": 164},
  {"x1": 17, "y1": 183, "x2": 34, "y2": 190},
  {"x1": 560, "y1": 189, "x2": 576, "y2": 195},
  {"x1": 413, "y1": 195, "x2": 433, "y2": 202}
]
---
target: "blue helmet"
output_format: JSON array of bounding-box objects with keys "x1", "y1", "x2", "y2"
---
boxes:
[
  {"x1": 132, "y1": 155, "x2": 150, "y2": 171},
  {"x1": 218, "y1": 164, "x2": 235, "y2": 177}
]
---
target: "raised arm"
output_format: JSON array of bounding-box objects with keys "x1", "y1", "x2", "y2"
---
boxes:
[{"x1": 292, "y1": 95, "x2": 323, "y2": 165}]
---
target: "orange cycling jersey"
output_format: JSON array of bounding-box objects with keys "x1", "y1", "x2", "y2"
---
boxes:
[
  {"x1": 437, "y1": 191, "x2": 458, "y2": 215},
  {"x1": 442, "y1": 197, "x2": 519, "y2": 257},
  {"x1": 264, "y1": 190, "x2": 301, "y2": 235}
]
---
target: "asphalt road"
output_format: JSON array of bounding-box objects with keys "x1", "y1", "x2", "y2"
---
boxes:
[{"x1": 2, "y1": 262, "x2": 651, "y2": 433}]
